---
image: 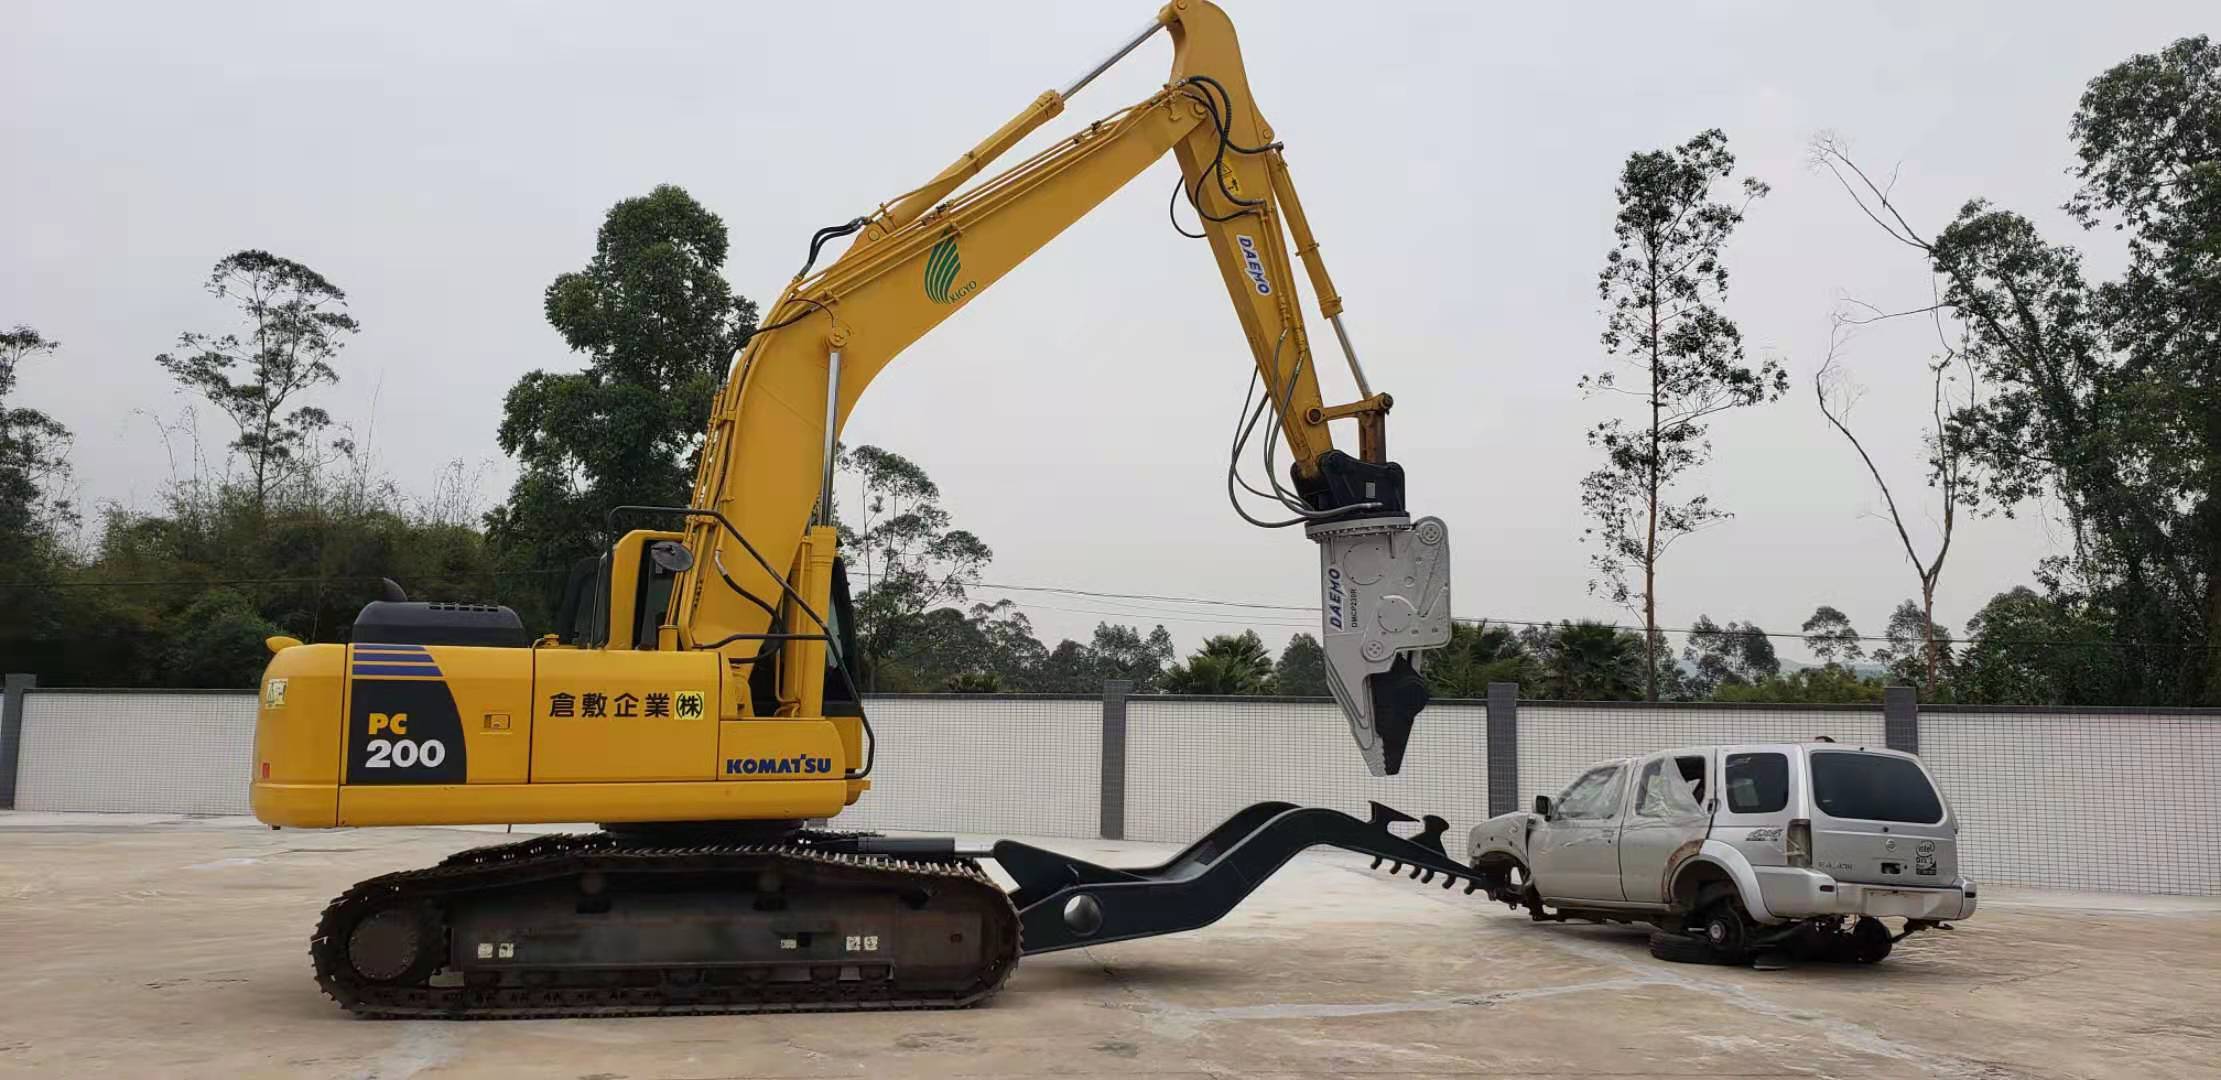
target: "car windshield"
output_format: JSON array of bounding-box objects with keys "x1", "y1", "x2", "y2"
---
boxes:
[
  {"x1": 1811, "y1": 751, "x2": 1944, "y2": 823},
  {"x1": 1723, "y1": 752, "x2": 1788, "y2": 814}
]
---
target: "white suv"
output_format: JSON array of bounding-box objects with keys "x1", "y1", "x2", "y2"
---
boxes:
[{"x1": 1467, "y1": 741, "x2": 1977, "y2": 964}]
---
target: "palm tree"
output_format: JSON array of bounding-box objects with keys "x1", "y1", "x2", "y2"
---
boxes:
[
  {"x1": 1424, "y1": 621, "x2": 1530, "y2": 697},
  {"x1": 1163, "y1": 630, "x2": 1276, "y2": 694},
  {"x1": 1535, "y1": 620, "x2": 1645, "y2": 700}
]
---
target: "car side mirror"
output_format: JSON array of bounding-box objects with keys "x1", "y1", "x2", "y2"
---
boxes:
[{"x1": 1532, "y1": 795, "x2": 1552, "y2": 818}]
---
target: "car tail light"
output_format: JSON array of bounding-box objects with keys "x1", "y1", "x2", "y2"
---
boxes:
[{"x1": 1786, "y1": 818, "x2": 1812, "y2": 868}]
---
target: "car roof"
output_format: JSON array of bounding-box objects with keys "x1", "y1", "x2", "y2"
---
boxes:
[{"x1": 1629, "y1": 742, "x2": 1919, "y2": 761}]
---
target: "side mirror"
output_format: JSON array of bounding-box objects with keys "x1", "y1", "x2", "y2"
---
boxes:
[{"x1": 1532, "y1": 795, "x2": 1552, "y2": 818}]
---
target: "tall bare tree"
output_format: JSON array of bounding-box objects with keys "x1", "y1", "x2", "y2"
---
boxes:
[{"x1": 1811, "y1": 135, "x2": 1991, "y2": 695}]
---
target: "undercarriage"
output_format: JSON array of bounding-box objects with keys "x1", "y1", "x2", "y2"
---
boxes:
[{"x1": 312, "y1": 801, "x2": 1484, "y2": 1019}]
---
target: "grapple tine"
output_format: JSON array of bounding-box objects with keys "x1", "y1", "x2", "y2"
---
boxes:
[{"x1": 1366, "y1": 801, "x2": 1418, "y2": 829}]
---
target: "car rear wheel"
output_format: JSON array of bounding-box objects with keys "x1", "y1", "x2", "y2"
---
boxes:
[
  {"x1": 1649, "y1": 889, "x2": 1753, "y2": 966},
  {"x1": 1697, "y1": 896, "x2": 1752, "y2": 963}
]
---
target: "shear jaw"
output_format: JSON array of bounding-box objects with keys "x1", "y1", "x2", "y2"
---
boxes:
[{"x1": 1307, "y1": 513, "x2": 1452, "y2": 776}]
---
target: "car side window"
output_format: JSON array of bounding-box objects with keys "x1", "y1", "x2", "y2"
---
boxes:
[
  {"x1": 1556, "y1": 765, "x2": 1623, "y2": 821},
  {"x1": 1723, "y1": 752, "x2": 1789, "y2": 814},
  {"x1": 1635, "y1": 759, "x2": 1702, "y2": 818}
]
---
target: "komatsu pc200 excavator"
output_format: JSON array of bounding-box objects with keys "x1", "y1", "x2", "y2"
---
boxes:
[{"x1": 250, "y1": 0, "x2": 1474, "y2": 1018}]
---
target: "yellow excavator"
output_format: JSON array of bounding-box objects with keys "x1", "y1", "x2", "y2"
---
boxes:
[{"x1": 251, "y1": 0, "x2": 1467, "y2": 1018}]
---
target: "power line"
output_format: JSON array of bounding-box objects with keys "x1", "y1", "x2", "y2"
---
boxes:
[{"x1": 9, "y1": 567, "x2": 2218, "y2": 652}]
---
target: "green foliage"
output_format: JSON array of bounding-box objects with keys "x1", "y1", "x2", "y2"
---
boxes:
[
  {"x1": 1954, "y1": 586, "x2": 2141, "y2": 706},
  {"x1": 867, "y1": 601, "x2": 1044, "y2": 693},
  {"x1": 1801, "y1": 605, "x2": 1864, "y2": 665},
  {"x1": 1906, "y1": 37, "x2": 2221, "y2": 703},
  {"x1": 488, "y1": 185, "x2": 758, "y2": 625},
  {"x1": 161, "y1": 588, "x2": 283, "y2": 688},
  {"x1": 1682, "y1": 615, "x2": 1780, "y2": 697},
  {"x1": 942, "y1": 671, "x2": 1004, "y2": 693},
  {"x1": 1034, "y1": 622, "x2": 1178, "y2": 693},
  {"x1": 1273, "y1": 632, "x2": 1328, "y2": 696},
  {"x1": 1581, "y1": 130, "x2": 1786, "y2": 699},
  {"x1": 1164, "y1": 630, "x2": 1275, "y2": 695},
  {"x1": 1525, "y1": 620, "x2": 1646, "y2": 701},
  {"x1": 154, "y1": 252, "x2": 359, "y2": 514},
  {"x1": 0, "y1": 326, "x2": 78, "y2": 673},
  {"x1": 1424, "y1": 621, "x2": 1528, "y2": 698},
  {"x1": 836, "y1": 445, "x2": 993, "y2": 690},
  {"x1": 1869, "y1": 599, "x2": 1954, "y2": 692},
  {"x1": 1715, "y1": 665, "x2": 1885, "y2": 704}
]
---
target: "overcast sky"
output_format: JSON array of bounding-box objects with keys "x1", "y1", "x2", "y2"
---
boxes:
[{"x1": 4, "y1": 2, "x2": 2204, "y2": 657}]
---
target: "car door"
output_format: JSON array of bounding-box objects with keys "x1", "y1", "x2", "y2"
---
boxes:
[
  {"x1": 1530, "y1": 763, "x2": 1629, "y2": 901},
  {"x1": 1617, "y1": 752, "x2": 1714, "y2": 906}
]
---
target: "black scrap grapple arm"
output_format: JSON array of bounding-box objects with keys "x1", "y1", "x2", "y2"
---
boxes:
[{"x1": 826, "y1": 801, "x2": 1483, "y2": 955}]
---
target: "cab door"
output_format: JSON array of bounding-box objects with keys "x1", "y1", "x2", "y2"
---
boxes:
[
  {"x1": 1530, "y1": 762, "x2": 1629, "y2": 901},
  {"x1": 1617, "y1": 751, "x2": 1714, "y2": 905}
]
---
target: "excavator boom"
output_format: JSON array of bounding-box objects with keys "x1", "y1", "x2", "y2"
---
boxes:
[{"x1": 672, "y1": 0, "x2": 1450, "y2": 774}]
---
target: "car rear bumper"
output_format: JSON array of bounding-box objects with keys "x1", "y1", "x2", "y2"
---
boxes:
[{"x1": 1755, "y1": 867, "x2": 1977, "y2": 922}]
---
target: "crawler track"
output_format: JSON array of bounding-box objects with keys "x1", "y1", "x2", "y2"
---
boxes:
[{"x1": 310, "y1": 832, "x2": 1020, "y2": 1019}]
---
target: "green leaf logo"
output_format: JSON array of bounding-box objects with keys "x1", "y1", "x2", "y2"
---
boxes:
[{"x1": 924, "y1": 236, "x2": 962, "y2": 304}]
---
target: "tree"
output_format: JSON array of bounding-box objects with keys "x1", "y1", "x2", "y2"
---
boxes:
[
  {"x1": 1274, "y1": 632, "x2": 1329, "y2": 696},
  {"x1": 1682, "y1": 615, "x2": 1781, "y2": 698},
  {"x1": 1035, "y1": 622, "x2": 1178, "y2": 693},
  {"x1": 942, "y1": 671, "x2": 1004, "y2": 693},
  {"x1": 1800, "y1": 605, "x2": 1865, "y2": 667},
  {"x1": 1812, "y1": 38, "x2": 2221, "y2": 703},
  {"x1": 1715, "y1": 666, "x2": 1884, "y2": 704},
  {"x1": 488, "y1": 185, "x2": 758, "y2": 624},
  {"x1": 160, "y1": 588, "x2": 283, "y2": 688},
  {"x1": 1580, "y1": 130, "x2": 1786, "y2": 700},
  {"x1": 1164, "y1": 630, "x2": 1276, "y2": 695},
  {"x1": 1087, "y1": 622, "x2": 1178, "y2": 690},
  {"x1": 1871, "y1": 599, "x2": 1952, "y2": 690},
  {"x1": 155, "y1": 252, "x2": 358, "y2": 518},
  {"x1": 1422, "y1": 621, "x2": 1528, "y2": 698},
  {"x1": 1955, "y1": 586, "x2": 2133, "y2": 705},
  {"x1": 0, "y1": 326, "x2": 77, "y2": 671},
  {"x1": 1811, "y1": 141, "x2": 1994, "y2": 697},
  {"x1": 835, "y1": 445, "x2": 992, "y2": 689},
  {"x1": 868, "y1": 599, "x2": 1045, "y2": 692},
  {"x1": 1528, "y1": 620, "x2": 1645, "y2": 701},
  {"x1": 0, "y1": 326, "x2": 74, "y2": 550}
]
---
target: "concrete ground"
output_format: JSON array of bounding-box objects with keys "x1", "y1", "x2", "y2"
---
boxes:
[{"x1": 1, "y1": 813, "x2": 2215, "y2": 1080}]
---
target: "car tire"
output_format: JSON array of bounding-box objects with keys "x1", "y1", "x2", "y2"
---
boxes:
[
  {"x1": 1849, "y1": 916, "x2": 1894, "y2": 964},
  {"x1": 1647, "y1": 929, "x2": 1718, "y2": 964}
]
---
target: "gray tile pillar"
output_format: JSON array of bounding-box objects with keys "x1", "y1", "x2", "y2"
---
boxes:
[
  {"x1": 1884, "y1": 685, "x2": 1919, "y2": 755},
  {"x1": 1100, "y1": 680, "x2": 1132, "y2": 840},
  {"x1": 1, "y1": 673, "x2": 35, "y2": 809},
  {"x1": 1486, "y1": 682, "x2": 1519, "y2": 817}
]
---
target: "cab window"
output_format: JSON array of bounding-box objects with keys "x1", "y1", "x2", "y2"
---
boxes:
[
  {"x1": 1554, "y1": 765, "x2": 1625, "y2": 821},
  {"x1": 1723, "y1": 752, "x2": 1789, "y2": 815}
]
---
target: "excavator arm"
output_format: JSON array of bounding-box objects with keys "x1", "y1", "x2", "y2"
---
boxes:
[{"x1": 670, "y1": 0, "x2": 1452, "y2": 774}]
